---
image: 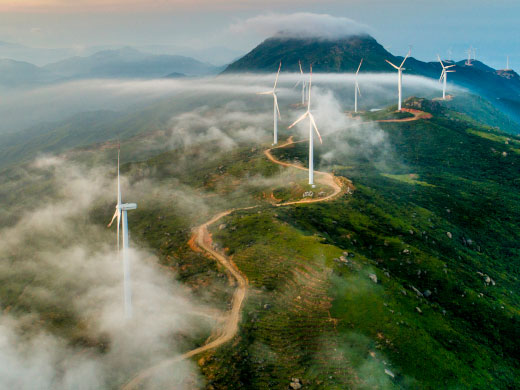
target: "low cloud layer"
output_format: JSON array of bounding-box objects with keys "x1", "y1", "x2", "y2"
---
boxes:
[{"x1": 230, "y1": 13, "x2": 371, "y2": 40}]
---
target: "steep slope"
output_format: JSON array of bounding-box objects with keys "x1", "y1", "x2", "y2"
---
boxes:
[{"x1": 224, "y1": 34, "x2": 399, "y2": 73}]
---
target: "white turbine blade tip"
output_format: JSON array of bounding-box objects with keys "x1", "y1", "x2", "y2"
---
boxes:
[
  {"x1": 386, "y1": 60, "x2": 399, "y2": 70},
  {"x1": 309, "y1": 114, "x2": 322, "y2": 144},
  {"x1": 288, "y1": 112, "x2": 309, "y2": 129},
  {"x1": 108, "y1": 209, "x2": 118, "y2": 228}
]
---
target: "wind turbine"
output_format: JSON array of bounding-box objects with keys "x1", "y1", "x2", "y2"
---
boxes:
[
  {"x1": 108, "y1": 147, "x2": 137, "y2": 319},
  {"x1": 385, "y1": 49, "x2": 411, "y2": 111},
  {"x1": 354, "y1": 58, "x2": 363, "y2": 113},
  {"x1": 465, "y1": 47, "x2": 473, "y2": 66},
  {"x1": 438, "y1": 55, "x2": 456, "y2": 100},
  {"x1": 288, "y1": 65, "x2": 323, "y2": 187},
  {"x1": 258, "y1": 62, "x2": 282, "y2": 145},
  {"x1": 294, "y1": 60, "x2": 307, "y2": 106},
  {"x1": 506, "y1": 56, "x2": 511, "y2": 70}
]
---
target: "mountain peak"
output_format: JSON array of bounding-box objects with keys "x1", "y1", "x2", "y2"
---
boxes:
[{"x1": 223, "y1": 34, "x2": 395, "y2": 73}]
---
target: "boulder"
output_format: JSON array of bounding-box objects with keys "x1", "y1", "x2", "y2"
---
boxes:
[{"x1": 369, "y1": 274, "x2": 378, "y2": 284}]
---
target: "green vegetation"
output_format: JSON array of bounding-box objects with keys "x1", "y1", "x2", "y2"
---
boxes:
[
  {"x1": 2, "y1": 91, "x2": 520, "y2": 389},
  {"x1": 200, "y1": 97, "x2": 520, "y2": 389},
  {"x1": 362, "y1": 107, "x2": 415, "y2": 121}
]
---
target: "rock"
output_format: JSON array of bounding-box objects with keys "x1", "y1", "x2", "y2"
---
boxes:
[
  {"x1": 369, "y1": 274, "x2": 378, "y2": 284},
  {"x1": 290, "y1": 379, "x2": 302, "y2": 390},
  {"x1": 423, "y1": 290, "x2": 432, "y2": 298},
  {"x1": 409, "y1": 230, "x2": 414, "y2": 235},
  {"x1": 416, "y1": 307, "x2": 422, "y2": 314},
  {"x1": 446, "y1": 232, "x2": 452, "y2": 239},
  {"x1": 302, "y1": 191, "x2": 314, "y2": 198},
  {"x1": 384, "y1": 369, "x2": 395, "y2": 378},
  {"x1": 339, "y1": 256, "x2": 348, "y2": 263},
  {"x1": 411, "y1": 286, "x2": 423, "y2": 297},
  {"x1": 219, "y1": 224, "x2": 227, "y2": 231},
  {"x1": 402, "y1": 249, "x2": 411, "y2": 255}
]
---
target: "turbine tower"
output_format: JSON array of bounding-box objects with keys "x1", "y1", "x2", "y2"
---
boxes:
[
  {"x1": 438, "y1": 55, "x2": 456, "y2": 100},
  {"x1": 288, "y1": 65, "x2": 323, "y2": 187},
  {"x1": 294, "y1": 60, "x2": 307, "y2": 105},
  {"x1": 108, "y1": 147, "x2": 137, "y2": 319},
  {"x1": 385, "y1": 49, "x2": 411, "y2": 111},
  {"x1": 354, "y1": 58, "x2": 363, "y2": 113},
  {"x1": 465, "y1": 47, "x2": 473, "y2": 66},
  {"x1": 258, "y1": 62, "x2": 282, "y2": 145}
]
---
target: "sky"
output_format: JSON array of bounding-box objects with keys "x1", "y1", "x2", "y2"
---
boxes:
[{"x1": 0, "y1": 0, "x2": 518, "y2": 68}]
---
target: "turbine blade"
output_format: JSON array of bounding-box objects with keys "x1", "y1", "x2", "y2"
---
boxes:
[
  {"x1": 307, "y1": 65, "x2": 313, "y2": 109},
  {"x1": 309, "y1": 114, "x2": 322, "y2": 144},
  {"x1": 438, "y1": 54, "x2": 445, "y2": 69},
  {"x1": 117, "y1": 210, "x2": 121, "y2": 253},
  {"x1": 356, "y1": 58, "x2": 364, "y2": 75},
  {"x1": 288, "y1": 112, "x2": 309, "y2": 129},
  {"x1": 108, "y1": 209, "x2": 118, "y2": 228},
  {"x1": 445, "y1": 64, "x2": 456, "y2": 69},
  {"x1": 357, "y1": 84, "x2": 362, "y2": 97},
  {"x1": 273, "y1": 61, "x2": 282, "y2": 90},
  {"x1": 257, "y1": 91, "x2": 273, "y2": 95},
  {"x1": 439, "y1": 69, "x2": 445, "y2": 82},
  {"x1": 273, "y1": 94, "x2": 281, "y2": 120},
  {"x1": 299, "y1": 60, "x2": 303, "y2": 75},
  {"x1": 400, "y1": 49, "x2": 411, "y2": 68},
  {"x1": 385, "y1": 59, "x2": 400, "y2": 70},
  {"x1": 117, "y1": 147, "x2": 121, "y2": 207}
]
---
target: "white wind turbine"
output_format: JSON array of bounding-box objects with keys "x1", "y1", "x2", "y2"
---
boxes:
[
  {"x1": 386, "y1": 50, "x2": 411, "y2": 111},
  {"x1": 258, "y1": 62, "x2": 282, "y2": 145},
  {"x1": 438, "y1": 55, "x2": 456, "y2": 100},
  {"x1": 288, "y1": 65, "x2": 323, "y2": 187},
  {"x1": 294, "y1": 60, "x2": 307, "y2": 105},
  {"x1": 354, "y1": 58, "x2": 363, "y2": 113},
  {"x1": 108, "y1": 147, "x2": 137, "y2": 319}
]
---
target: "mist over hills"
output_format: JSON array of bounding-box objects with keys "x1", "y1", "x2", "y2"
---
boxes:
[
  {"x1": 0, "y1": 47, "x2": 223, "y2": 88},
  {"x1": 43, "y1": 47, "x2": 222, "y2": 79}
]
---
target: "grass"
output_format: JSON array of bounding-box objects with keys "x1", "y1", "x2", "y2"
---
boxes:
[{"x1": 381, "y1": 173, "x2": 435, "y2": 187}]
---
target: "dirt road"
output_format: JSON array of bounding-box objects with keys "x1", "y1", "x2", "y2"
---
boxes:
[{"x1": 122, "y1": 138, "x2": 348, "y2": 390}]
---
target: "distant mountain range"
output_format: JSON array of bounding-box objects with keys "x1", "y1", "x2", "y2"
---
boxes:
[
  {"x1": 224, "y1": 34, "x2": 520, "y2": 124},
  {"x1": 0, "y1": 47, "x2": 223, "y2": 88},
  {"x1": 43, "y1": 47, "x2": 222, "y2": 79}
]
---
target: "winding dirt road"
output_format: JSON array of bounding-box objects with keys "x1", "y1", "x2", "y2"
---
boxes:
[
  {"x1": 122, "y1": 109, "x2": 427, "y2": 389},
  {"x1": 376, "y1": 108, "x2": 432, "y2": 123},
  {"x1": 122, "y1": 138, "x2": 348, "y2": 390}
]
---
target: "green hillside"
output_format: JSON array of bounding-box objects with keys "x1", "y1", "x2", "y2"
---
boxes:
[{"x1": 1, "y1": 93, "x2": 520, "y2": 389}]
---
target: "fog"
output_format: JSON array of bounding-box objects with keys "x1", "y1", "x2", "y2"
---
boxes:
[
  {"x1": 0, "y1": 72, "x2": 451, "y2": 136},
  {"x1": 0, "y1": 156, "x2": 216, "y2": 389}
]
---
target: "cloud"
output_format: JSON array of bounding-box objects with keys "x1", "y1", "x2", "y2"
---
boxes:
[
  {"x1": 230, "y1": 13, "x2": 371, "y2": 40},
  {"x1": 0, "y1": 156, "x2": 216, "y2": 389}
]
